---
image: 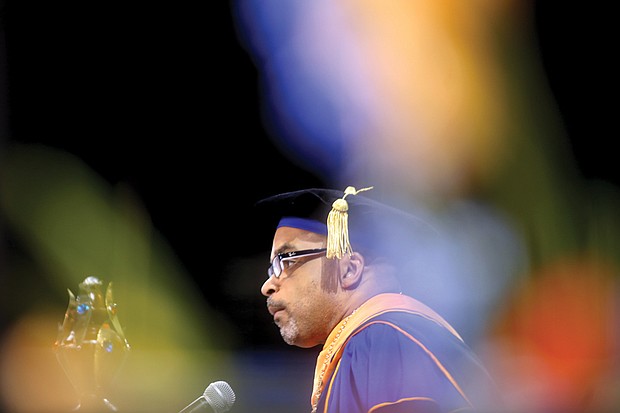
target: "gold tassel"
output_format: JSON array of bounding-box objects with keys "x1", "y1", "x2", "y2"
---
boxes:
[{"x1": 326, "y1": 186, "x2": 373, "y2": 259}]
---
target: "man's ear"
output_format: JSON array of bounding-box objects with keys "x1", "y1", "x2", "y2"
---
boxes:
[{"x1": 341, "y1": 251, "x2": 364, "y2": 289}]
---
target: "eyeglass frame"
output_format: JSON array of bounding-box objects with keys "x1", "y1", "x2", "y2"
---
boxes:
[{"x1": 267, "y1": 248, "x2": 328, "y2": 279}]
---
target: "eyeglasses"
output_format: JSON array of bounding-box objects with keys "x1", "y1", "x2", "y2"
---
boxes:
[{"x1": 267, "y1": 248, "x2": 327, "y2": 279}]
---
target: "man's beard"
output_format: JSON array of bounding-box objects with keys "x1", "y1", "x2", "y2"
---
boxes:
[{"x1": 279, "y1": 315, "x2": 300, "y2": 345}]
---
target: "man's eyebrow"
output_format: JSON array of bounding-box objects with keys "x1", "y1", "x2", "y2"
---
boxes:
[{"x1": 274, "y1": 242, "x2": 296, "y2": 255}]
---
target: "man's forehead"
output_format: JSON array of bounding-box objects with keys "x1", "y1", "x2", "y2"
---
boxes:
[
  {"x1": 274, "y1": 226, "x2": 327, "y2": 244},
  {"x1": 271, "y1": 226, "x2": 326, "y2": 257}
]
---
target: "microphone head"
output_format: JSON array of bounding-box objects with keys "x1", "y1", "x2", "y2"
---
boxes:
[{"x1": 203, "y1": 380, "x2": 236, "y2": 413}]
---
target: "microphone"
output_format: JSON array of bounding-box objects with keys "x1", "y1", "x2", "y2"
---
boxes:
[{"x1": 178, "y1": 380, "x2": 236, "y2": 413}]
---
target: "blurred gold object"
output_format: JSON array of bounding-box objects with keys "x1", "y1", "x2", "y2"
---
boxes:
[{"x1": 55, "y1": 276, "x2": 131, "y2": 411}]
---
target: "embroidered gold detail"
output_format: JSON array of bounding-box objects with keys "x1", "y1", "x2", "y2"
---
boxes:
[{"x1": 311, "y1": 307, "x2": 360, "y2": 413}]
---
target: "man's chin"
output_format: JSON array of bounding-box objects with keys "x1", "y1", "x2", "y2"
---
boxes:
[{"x1": 280, "y1": 329, "x2": 296, "y2": 345}]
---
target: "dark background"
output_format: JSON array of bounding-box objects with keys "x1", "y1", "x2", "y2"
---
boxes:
[{"x1": 0, "y1": 1, "x2": 617, "y2": 348}]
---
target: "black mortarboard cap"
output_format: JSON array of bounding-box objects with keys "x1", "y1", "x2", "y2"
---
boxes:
[{"x1": 255, "y1": 186, "x2": 433, "y2": 261}]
